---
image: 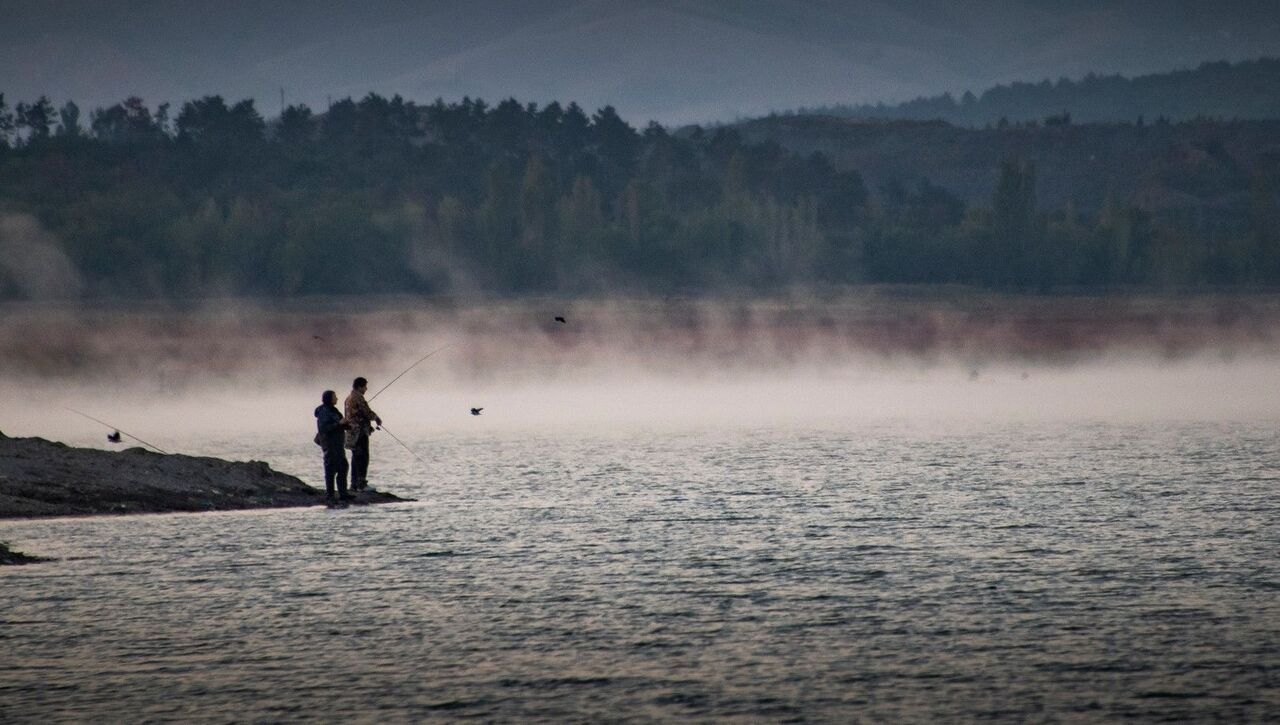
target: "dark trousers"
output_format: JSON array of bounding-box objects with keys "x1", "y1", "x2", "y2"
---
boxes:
[
  {"x1": 323, "y1": 446, "x2": 350, "y2": 498},
  {"x1": 350, "y1": 432, "x2": 370, "y2": 488}
]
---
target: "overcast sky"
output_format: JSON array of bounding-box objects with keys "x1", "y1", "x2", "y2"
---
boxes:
[{"x1": 2, "y1": 0, "x2": 1278, "y2": 124}]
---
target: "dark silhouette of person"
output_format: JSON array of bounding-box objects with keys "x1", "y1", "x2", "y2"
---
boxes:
[
  {"x1": 315, "y1": 390, "x2": 352, "y2": 503},
  {"x1": 344, "y1": 376, "x2": 382, "y2": 492}
]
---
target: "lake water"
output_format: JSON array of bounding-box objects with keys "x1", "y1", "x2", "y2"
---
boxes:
[{"x1": 3, "y1": 419, "x2": 1278, "y2": 722}]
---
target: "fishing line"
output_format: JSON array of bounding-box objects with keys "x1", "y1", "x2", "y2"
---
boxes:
[
  {"x1": 364, "y1": 344, "x2": 451, "y2": 472},
  {"x1": 368, "y1": 344, "x2": 453, "y2": 402},
  {"x1": 64, "y1": 407, "x2": 169, "y2": 454},
  {"x1": 376, "y1": 424, "x2": 430, "y2": 467}
]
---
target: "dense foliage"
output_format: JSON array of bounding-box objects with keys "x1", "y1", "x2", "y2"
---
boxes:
[
  {"x1": 799, "y1": 59, "x2": 1280, "y2": 127},
  {"x1": 0, "y1": 91, "x2": 1277, "y2": 298}
]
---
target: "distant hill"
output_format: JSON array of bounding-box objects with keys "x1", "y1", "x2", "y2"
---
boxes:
[
  {"x1": 1, "y1": 1, "x2": 1279, "y2": 124},
  {"x1": 732, "y1": 114, "x2": 1280, "y2": 217},
  {"x1": 796, "y1": 58, "x2": 1280, "y2": 125}
]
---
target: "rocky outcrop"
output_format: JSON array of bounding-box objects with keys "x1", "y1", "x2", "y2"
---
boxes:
[
  {"x1": 0, "y1": 431, "x2": 408, "y2": 518},
  {"x1": 0, "y1": 541, "x2": 51, "y2": 565}
]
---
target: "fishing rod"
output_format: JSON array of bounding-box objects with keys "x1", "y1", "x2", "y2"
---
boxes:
[
  {"x1": 376, "y1": 423, "x2": 429, "y2": 467},
  {"x1": 368, "y1": 343, "x2": 453, "y2": 403},
  {"x1": 64, "y1": 407, "x2": 169, "y2": 454},
  {"x1": 363, "y1": 344, "x2": 452, "y2": 471}
]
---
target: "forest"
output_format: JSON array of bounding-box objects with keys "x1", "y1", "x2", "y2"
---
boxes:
[{"x1": 0, "y1": 90, "x2": 1277, "y2": 299}]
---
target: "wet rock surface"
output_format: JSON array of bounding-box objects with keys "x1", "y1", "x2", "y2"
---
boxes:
[{"x1": 0, "y1": 431, "x2": 406, "y2": 518}]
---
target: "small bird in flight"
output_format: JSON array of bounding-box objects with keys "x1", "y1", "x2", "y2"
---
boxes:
[
  {"x1": 470, "y1": 407, "x2": 483, "y2": 416},
  {"x1": 312, "y1": 335, "x2": 324, "y2": 341},
  {"x1": 554, "y1": 316, "x2": 566, "y2": 324},
  {"x1": 107, "y1": 430, "x2": 122, "y2": 443}
]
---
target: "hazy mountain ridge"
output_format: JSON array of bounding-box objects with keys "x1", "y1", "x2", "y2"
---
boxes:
[
  {"x1": 732, "y1": 114, "x2": 1280, "y2": 214},
  {"x1": 1, "y1": 0, "x2": 1277, "y2": 124},
  {"x1": 796, "y1": 58, "x2": 1280, "y2": 125}
]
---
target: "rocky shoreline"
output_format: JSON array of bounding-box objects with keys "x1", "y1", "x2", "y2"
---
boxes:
[{"x1": 0, "y1": 430, "x2": 408, "y2": 520}]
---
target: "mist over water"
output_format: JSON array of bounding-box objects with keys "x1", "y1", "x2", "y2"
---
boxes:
[
  {"x1": 4, "y1": 294, "x2": 1280, "y2": 441},
  {"x1": 8, "y1": 356, "x2": 1280, "y2": 449},
  {"x1": 2, "y1": 297, "x2": 1279, "y2": 721}
]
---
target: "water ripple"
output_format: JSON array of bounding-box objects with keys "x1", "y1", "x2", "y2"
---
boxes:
[{"x1": 2, "y1": 421, "x2": 1279, "y2": 721}]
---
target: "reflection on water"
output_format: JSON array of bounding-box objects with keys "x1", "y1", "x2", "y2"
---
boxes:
[{"x1": 2, "y1": 422, "x2": 1279, "y2": 721}]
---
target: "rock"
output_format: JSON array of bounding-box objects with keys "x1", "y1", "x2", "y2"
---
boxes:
[
  {"x1": 0, "y1": 435, "x2": 411, "y2": 519},
  {"x1": 0, "y1": 541, "x2": 52, "y2": 565}
]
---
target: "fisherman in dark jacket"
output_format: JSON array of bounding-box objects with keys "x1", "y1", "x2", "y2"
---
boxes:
[{"x1": 315, "y1": 390, "x2": 352, "y2": 503}]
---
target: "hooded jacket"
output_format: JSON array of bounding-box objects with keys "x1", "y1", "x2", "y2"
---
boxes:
[{"x1": 314, "y1": 403, "x2": 345, "y2": 450}]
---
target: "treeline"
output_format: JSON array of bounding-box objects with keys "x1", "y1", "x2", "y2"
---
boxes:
[
  {"x1": 735, "y1": 111, "x2": 1280, "y2": 264},
  {"x1": 797, "y1": 58, "x2": 1280, "y2": 127},
  {"x1": 864, "y1": 161, "x2": 1279, "y2": 288},
  {"x1": 0, "y1": 91, "x2": 1277, "y2": 298}
]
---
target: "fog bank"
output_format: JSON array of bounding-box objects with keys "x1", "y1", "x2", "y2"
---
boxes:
[{"x1": 3, "y1": 295, "x2": 1279, "y2": 448}]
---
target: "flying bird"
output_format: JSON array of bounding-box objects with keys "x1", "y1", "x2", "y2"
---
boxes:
[
  {"x1": 554, "y1": 316, "x2": 566, "y2": 324},
  {"x1": 312, "y1": 335, "x2": 324, "y2": 341},
  {"x1": 107, "y1": 430, "x2": 122, "y2": 443},
  {"x1": 470, "y1": 407, "x2": 483, "y2": 416}
]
